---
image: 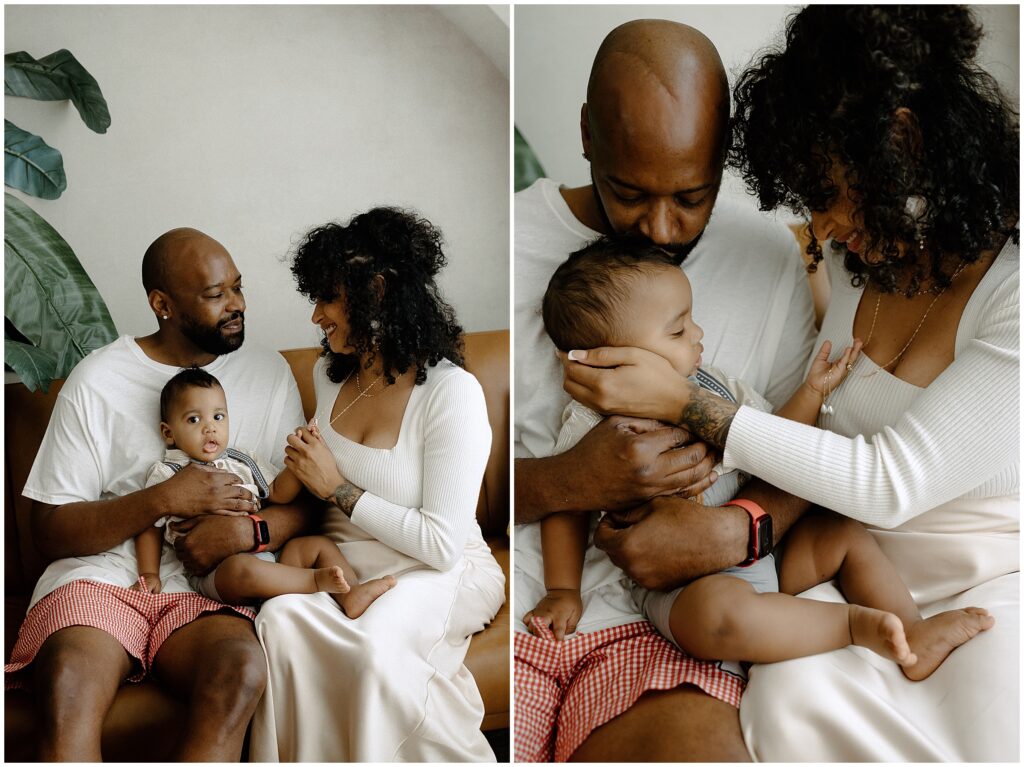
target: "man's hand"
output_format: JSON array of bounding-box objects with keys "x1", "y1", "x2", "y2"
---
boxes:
[
  {"x1": 594, "y1": 496, "x2": 748, "y2": 591},
  {"x1": 552, "y1": 416, "x2": 717, "y2": 513},
  {"x1": 157, "y1": 463, "x2": 258, "y2": 518},
  {"x1": 561, "y1": 346, "x2": 695, "y2": 423},
  {"x1": 524, "y1": 589, "x2": 583, "y2": 641},
  {"x1": 170, "y1": 514, "x2": 249, "y2": 575}
]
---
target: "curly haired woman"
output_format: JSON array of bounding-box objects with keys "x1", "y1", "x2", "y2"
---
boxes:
[
  {"x1": 563, "y1": 7, "x2": 1018, "y2": 761},
  {"x1": 249, "y1": 208, "x2": 505, "y2": 761}
]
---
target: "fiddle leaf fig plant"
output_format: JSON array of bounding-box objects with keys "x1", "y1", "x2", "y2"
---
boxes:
[{"x1": 4, "y1": 49, "x2": 116, "y2": 392}]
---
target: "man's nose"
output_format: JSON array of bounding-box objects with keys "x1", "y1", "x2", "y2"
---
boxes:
[
  {"x1": 226, "y1": 291, "x2": 245, "y2": 315},
  {"x1": 639, "y1": 201, "x2": 679, "y2": 246}
]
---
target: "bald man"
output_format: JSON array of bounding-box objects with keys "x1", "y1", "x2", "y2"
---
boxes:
[
  {"x1": 7, "y1": 229, "x2": 310, "y2": 760},
  {"x1": 513, "y1": 20, "x2": 816, "y2": 761}
]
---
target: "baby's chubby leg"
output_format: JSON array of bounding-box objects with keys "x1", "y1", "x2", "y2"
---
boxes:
[
  {"x1": 668, "y1": 573, "x2": 863, "y2": 663},
  {"x1": 278, "y1": 535, "x2": 395, "y2": 619},
  {"x1": 780, "y1": 510, "x2": 993, "y2": 680}
]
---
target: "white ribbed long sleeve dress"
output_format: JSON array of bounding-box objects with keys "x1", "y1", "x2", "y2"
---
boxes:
[
  {"x1": 249, "y1": 358, "x2": 506, "y2": 762},
  {"x1": 734, "y1": 241, "x2": 1019, "y2": 761}
]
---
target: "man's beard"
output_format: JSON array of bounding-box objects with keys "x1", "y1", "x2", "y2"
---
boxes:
[
  {"x1": 590, "y1": 170, "x2": 706, "y2": 265},
  {"x1": 181, "y1": 312, "x2": 245, "y2": 355}
]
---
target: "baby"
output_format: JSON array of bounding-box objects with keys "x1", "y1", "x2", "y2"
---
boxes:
[
  {"x1": 133, "y1": 365, "x2": 395, "y2": 617},
  {"x1": 525, "y1": 235, "x2": 993, "y2": 681}
]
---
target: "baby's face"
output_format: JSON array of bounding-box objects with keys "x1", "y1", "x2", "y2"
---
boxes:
[
  {"x1": 620, "y1": 265, "x2": 704, "y2": 379},
  {"x1": 160, "y1": 385, "x2": 230, "y2": 462}
]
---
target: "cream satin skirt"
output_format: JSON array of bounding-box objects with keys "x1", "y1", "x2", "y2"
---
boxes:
[
  {"x1": 249, "y1": 509, "x2": 505, "y2": 762},
  {"x1": 742, "y1": 496, "x2": 1019, "y2": 761}
]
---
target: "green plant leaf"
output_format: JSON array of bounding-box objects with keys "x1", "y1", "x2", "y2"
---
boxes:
[
  {"x1": 4, "y1": 192, "x2": 117, "y2": 386},
  {"x1": 5, "y1": 50, "x2": 111, "y2": 134},
  {"x1": 4, "y1": 120, "x2": 67, "y2": 199},
  {"x1": 515, "y1": 126, "x2": 546, "y2": 193},
  {"x1": 4, "y1": 337, "x2": 58, "y2": 393}
]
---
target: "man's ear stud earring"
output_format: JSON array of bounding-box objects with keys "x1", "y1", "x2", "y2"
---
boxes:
[{"x1": 162, "y1": 315, "x2": 169, "y2": 320}]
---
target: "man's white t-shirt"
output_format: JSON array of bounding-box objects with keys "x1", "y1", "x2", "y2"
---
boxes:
[
  {"x1": 22, "y1": 335, "x2": 305, "y2": 607},
  {"x1": 513, "y1": 178, "x2": 816, "y2": 633},
  {"x1": 515, "y1": 179, "x2": 816, "y2": 461}
]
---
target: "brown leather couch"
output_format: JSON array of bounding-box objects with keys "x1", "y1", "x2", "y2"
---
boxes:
[{"x1": 4, "y1": 329, "x2": 509, "y2": 761}]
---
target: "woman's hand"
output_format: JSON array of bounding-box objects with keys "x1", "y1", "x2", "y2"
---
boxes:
[
  {"x1": 561, "y1": 346, "x2": 696, "y2": 424},
  {"x1": 284, "y1": 426, "x2": 346, "y2": 500}
]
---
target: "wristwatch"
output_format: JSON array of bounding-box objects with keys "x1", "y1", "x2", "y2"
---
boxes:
[
  {"x1": 724, "y1": 499, "x2": 773, "y2": 567},
  {"x1": 248, "y1": 513, "x2": 270, "y2": 554}
]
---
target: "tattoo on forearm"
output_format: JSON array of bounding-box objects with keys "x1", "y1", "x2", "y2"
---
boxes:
[
  {"x1": 331, "y1": 482, "x2": 364, "y2": 516},
  {"x1": 681, "y1": 388, "x2": 738, "y2": 448}
]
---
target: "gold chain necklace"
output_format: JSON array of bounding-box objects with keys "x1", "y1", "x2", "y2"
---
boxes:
[
  {"x1": 329, "y1": 370, "x2": 383, "y2": 426},
  {"x1": 862, "y1": 263, "x2": 967, "y2": 374}
]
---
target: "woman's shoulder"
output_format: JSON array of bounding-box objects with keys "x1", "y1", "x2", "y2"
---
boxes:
[
  {"x1": 419, "y1": 359, "x2": 486, "y2": 410},
  {"x1": 422, "y1": 358, "x2": 480, "y2": 390}
]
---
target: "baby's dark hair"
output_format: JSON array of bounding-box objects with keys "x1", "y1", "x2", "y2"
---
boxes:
[
  {"x1": 160, "y1": 366, "x2": 223, "y2": 422},
  {"x1": 543, "y1": 236, "x2": 678, "y2": 352}
]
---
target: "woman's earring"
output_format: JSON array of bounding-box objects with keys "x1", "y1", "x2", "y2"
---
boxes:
[
  {"x1": 162, "y1": 315, "x2": 169, "y2": 320},
  {"x1": 905, "y1": 195, "x2": 927, "y2": 251}
]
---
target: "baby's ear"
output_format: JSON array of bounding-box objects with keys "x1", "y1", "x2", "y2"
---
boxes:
[{"x1": 159, "y1": 422, "x2": 176, "y2": 447}]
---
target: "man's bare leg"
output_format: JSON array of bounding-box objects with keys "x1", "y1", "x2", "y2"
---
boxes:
[
  {"x1": 569, "y1": 686, "x2": 750, "y2": 762},
  {"x1": 151, "y1": 612, "x2": 266, "y2": 761},
  {"x1": 32, "y1": 625, "x2": 133, "y2": 761}
]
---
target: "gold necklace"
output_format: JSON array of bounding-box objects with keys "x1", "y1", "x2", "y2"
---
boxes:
[
  {"x1": 329, "y1": 370, "x2": 383, "y2": 426},
  {"x1": 862, "y1": 263, "x2": 967, "y2": 374}
]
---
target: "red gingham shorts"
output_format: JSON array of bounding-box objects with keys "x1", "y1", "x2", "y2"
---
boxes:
[
  {"x1": 514, "y1": 619, "x2": 744, "y2": 762},
  {"x1": 5, "y1": 579, "x2": 255, "y2": 688}
]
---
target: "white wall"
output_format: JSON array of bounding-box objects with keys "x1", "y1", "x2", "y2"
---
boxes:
[
  {"x1": 515, "y1": 4, "x2": 1019, "y2": 216},
  {"x1": 5, "y1": 4, "x2": 509, "y2": 352}
]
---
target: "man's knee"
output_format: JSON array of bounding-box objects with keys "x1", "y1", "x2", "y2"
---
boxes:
[
  {"x1": 194, "y1": 637, "x2": 267, "y2": 706},
  {"x1": 33, "y1": 628, "x2": 127, "y2": 684}
]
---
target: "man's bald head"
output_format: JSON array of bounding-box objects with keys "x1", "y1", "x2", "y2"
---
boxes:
[
  {"x1": 586, "y1": 20, "x2": 730, "y2": 156},
  {"x1": 575, "y1": 20, "x2": 730, "y2": 252},
  {"x1": 142, "y1": 227, "x2": 227, "y2": 296}
]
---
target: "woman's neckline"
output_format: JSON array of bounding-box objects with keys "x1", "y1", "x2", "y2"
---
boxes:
[
  {"x1": 321, "y1": 363, "x2": 432, "y2": 452},
  {"x1": 845, "y1": 236, "x2": 1013, "y2": 388}
]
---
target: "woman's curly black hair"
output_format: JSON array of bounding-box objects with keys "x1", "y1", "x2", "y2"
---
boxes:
[
  {"x1": 730, "y1": 6, "x2": 1019, "y2": 295},
  {"x1": 290, "y1": 207, "x2": 464, "y2": 385}
]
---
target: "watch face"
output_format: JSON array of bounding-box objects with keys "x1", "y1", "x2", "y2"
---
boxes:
[
  {"x1": 755, "y1": 515, "x2": 773, "y2": 558},
  {"x1": 257, "y1": 520, "x2": 270, "y2": 544}
]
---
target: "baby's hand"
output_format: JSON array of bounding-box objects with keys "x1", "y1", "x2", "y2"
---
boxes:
[
  {"x1": 804, "y1": 339, "x2": 863, "y2": 397},
  {"x1": 524, "y1": 589, "x2": 583, "y2": 641},
  {"x1": 133, "y1": 573, "x2": 162, "y2": 594}
]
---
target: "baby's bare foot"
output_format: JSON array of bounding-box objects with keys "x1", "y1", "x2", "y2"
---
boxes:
[
  {"x1": 337, "y1": 575, "x2": 397, "y2": 618},
  {"x1": 849, "y1": 605, "x2": 917, "y2": 666},
  {"x1": 313, "y1": 566, "x2": 350, "y2": 594},
  {"x1": 900, "y1": 607, "x2": 994, "y2": 681}
]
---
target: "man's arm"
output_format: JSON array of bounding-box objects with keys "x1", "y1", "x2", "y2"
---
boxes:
[
  {"x1": 170, "y1": 490, "x2": 322, "y2": 575},
  {"x1": 514, "y1": 416, "x2": 718, "y2": 525},
  {"x1": 594, "y1": 478, "x2": 811, "y2": 591},
  {"x1": 31, "y1": 463, "x2": 260, "y2": 561}
]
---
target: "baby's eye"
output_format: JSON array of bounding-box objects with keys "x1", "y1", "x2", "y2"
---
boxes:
[
  {"x1": 214, "y1": 413, "x2": 225, "y2": 421},
  {"x1": 187, "y1": 415, "x2": 200, "y2": 424},
  {"x1": 672, "y1": 329, "x2": 686, "y2": 338}
]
